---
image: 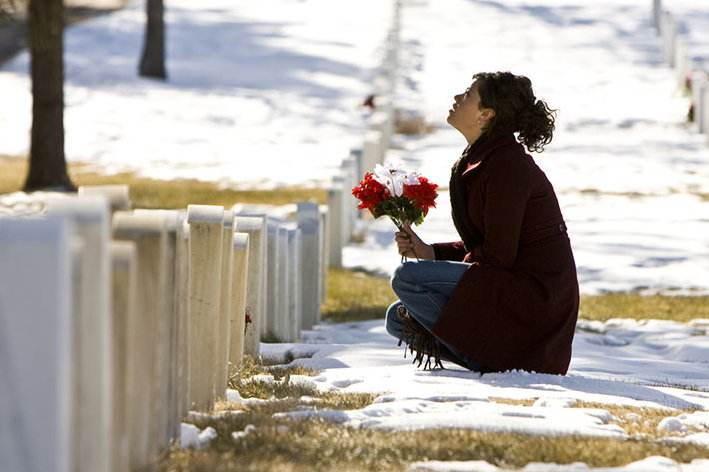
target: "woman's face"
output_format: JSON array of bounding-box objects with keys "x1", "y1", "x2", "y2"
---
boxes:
[{"x1": 447, "y1": 80, "x2": 492, "y2": 141}]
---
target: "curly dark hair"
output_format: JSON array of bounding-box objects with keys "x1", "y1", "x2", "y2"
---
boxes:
[{"x1": 473, "y1": 71, "x2": 556, "y2": 152}]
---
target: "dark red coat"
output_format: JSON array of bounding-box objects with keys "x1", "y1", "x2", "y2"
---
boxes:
[{"x1": 431, "y1": 132, "x2": 579, "y2": 375}]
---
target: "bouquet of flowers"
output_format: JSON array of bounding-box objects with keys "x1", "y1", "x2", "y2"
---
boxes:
[{"x1": 352, "y1": 162, "x2": 438, "y2": 261}]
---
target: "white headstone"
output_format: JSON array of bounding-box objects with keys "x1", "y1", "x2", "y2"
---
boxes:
[
  {"x1": 327, "y1": 183, "x2": 343, "y2": 267},
  {"x1": 296, "y1": 202, "x2": 321, "y2": 330},
  {"x1": 266, "y1": 219, "x2": 281, "y2": 340},
  {"x1": 109, "y1": 240, "x2": 137, "y2": 472},
  {"x1": 178, "y1": 220, "x2": 191, "y2": 419},
  {"x1": 112, "y1": 210, "x2": 169, "y2": 467},
  {"x1": 133, "y1": 209, "x2": 179, "y2": 452},
  {"x1": 216, "y1": 211, "x2": 235, "y2": 399},
  {"x1": 78, "y1": 185, "x2": 130, "y2": 214},
  {"x1": 287, "y1": 228, "x2": 302, "y2": 342},
  {"x1": 276, "y1": 225, "x2": 289, "y2": 341},
  {"x1": 364, "y1": 129, "x2": 383, "y2": 170},
  {"x1": 186, "y1": 205, "x2": 224, "y2": 412},
  {"x1": 0, "y1": 216, "x2": 73, "y2": 472},
  {"x1": 234, "y1": 216, "x2": 267, "y2": 358},
  {"x1": 319, "y1": 206, "x2": 329, "y2": 304},
  {"x1": 46, "y1": 196, "x2": 112, "y2": 472},
  {"x1": 229, "y1": 233, "x2": 249, "y2": 381}
]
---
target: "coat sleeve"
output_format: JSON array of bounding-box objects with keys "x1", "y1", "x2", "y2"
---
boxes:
[
  {"x1": 471, "y1": 155, "x2": 532, "y2": 268},
  {"x1": 431, "y1": 241, "x2": 468, "y2": 261}
]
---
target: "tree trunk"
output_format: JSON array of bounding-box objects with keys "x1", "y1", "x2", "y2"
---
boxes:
[
  {"x1": 23, "y1": 0, "x2": 75, "y2": 192},
  {"x1": 139, "y1": 0, "x2": 166, "y2": 79}
]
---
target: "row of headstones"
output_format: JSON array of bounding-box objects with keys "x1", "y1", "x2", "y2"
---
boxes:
[
  {"x1": 326, "y1": 0, "x2": 401, "y2": 266},
  {"x1": 652, "y1": 0, "x2": 709, "y2": 136},
  {"x1": 0, "y1": 185, "x2": 328, "y2": 472}
]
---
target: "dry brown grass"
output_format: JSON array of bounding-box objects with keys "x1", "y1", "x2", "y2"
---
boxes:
[
  {"x1": 0, "y1": 155, "x2": 325, "y2": 209},
  {"x1": 163, "y1": 359, "x2": 709, "y2": 472},
  {"x1": 161, "y1": 421, "x2": 709, "y2": 472},
  {"x1": 321, "y1": 267, "x2": 396, "y2": 323},
  {"x1": 580, "y1": 293, "x2": 709, "y2": 323},
  {"x1": 488, "y1": 398, "x2": 702, "y2": 440}
]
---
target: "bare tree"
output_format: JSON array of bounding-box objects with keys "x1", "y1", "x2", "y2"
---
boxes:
[
  {"x1": 139, "y1": 0, "x2": 166, "y2": 79},
  {"x1": 23, "y1": 0, "x2": 75, "y2": 191}
]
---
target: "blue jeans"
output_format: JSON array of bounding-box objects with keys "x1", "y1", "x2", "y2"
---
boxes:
[{"x1": 385, "y1": 260, "x2": 485, "y2": 371}]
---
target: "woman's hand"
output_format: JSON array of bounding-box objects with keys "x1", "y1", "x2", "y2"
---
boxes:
[{"x1": 395, "y1": 220, "x2": 435, "y2": 260}]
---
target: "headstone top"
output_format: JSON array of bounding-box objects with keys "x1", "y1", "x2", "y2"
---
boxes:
[
  {"x1": 234, "y1": 215, "x2": 266, "y2": 232},
  {"x1": 187, "y1": 205, "x2": 225, "y2": 224},
  {"x1": 0, "y1": 214, "x2": 69, "y2": 243},
  {"x1": 78, "y1": 185, "x2": 130, "y2": 210},
  {"x1": 233, "y1": 232, "x2": 249, "y2": 249},
  {"x1": 110, "y1": 240, "x2": 137, "y2": 270},
  {"x1": 46, "y1": 195, "x2": 110, "y2": 224},
  {"x1": 112, "y1": 211, "x2": 167, "y2": 235},
  {"x1": 223, "y1": 210, "x2": 235, "y2": 229},
  {"x1": 135, "y1": 209, "x2": 181, "y2": 232}
]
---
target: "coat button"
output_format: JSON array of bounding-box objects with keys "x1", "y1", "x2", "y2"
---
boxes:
[{"x1": 558, "y1": 223, "x2": 566, "y2": 232}]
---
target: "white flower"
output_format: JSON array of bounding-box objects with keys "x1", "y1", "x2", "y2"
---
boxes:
[{"x1": 372, "y1": 162, "x2": 419, "y2": 197}]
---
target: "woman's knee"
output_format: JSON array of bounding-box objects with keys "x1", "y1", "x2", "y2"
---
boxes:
[
  {"x1": 384, "y1": 301, "x2": 404, "y2": 337},
  {"x1": 391, "y1": 261, "x2": 418, "y2": 293}
]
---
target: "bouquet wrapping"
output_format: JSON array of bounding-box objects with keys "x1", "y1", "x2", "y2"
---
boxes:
[{"x1": 352, "y1": 162, "x2": 439, "y2": 261}]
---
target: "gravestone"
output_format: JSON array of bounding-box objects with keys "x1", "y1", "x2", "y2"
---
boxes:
[
  {"x1": 277, "y1": 225, "x2": 290, "y2": 341},
  {"x1": 78, "y1": 185, "x2": 130, "y2": 214},
  {"x1": 363, "y1": 129, "x2": 383, "y2": 172},
  {"x1": 266, "y1": 219, "x2": 281, "y2": 340},
  {"x1": 229, "y1": 232, "x2": 249, "y2": 381},
  {"x1": 186, "y1": 205, "x2": 225, "y2": 411},
  {"x1": 133, "y1": 209, "x2": 179, "y2": 452},
  {"x1": 234, "y1": 216, "x2": 267, "y2": 357},
  {"x1": 109, "y1": 240, "x2": 137, "y2": 472},
  {"x1": 296, "y1": 202, "x2": 321, "y2": 330},
  {"x1": 216, "y1": 211, "x2": 235, "y2": 399},
  {"x1": 327, "y1": 182, "x2": 343, "y2": 267},
  {"x1": 112, "y1": 210, "x2": 169, "y2": 467},
  {"x1": 287, "y1": 228, "x2": 302, "y2": 341},
  {"x1": 46, "y1": 196, "x2": 112, "y2": 472},
  {"x1": 319, "y1": 206, "x2": 329, "y2": 304},
  {"x1": 0, "y1": 216, "x2": 73, "y2": 472},
  {"x1": 178, "y1": 220, "x2": 191, "y2": 418}
]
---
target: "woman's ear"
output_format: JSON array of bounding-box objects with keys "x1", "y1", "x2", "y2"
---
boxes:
[{"x1": 481, "y1": 108, "x2": 495, "y2": 122}]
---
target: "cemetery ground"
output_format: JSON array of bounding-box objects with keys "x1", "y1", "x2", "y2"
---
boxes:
[{"x1": 3, "y1": 157, "x2": 708, "y2": 471}]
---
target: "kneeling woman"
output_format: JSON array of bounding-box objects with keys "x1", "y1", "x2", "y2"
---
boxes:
[{"x1": 386, "y1": 71, "x2": 579, "y2": 375}]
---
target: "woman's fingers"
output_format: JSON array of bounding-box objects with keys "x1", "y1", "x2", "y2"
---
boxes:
[{"x1": 394, "y1": 220, "x2": 434, "y2": 259}]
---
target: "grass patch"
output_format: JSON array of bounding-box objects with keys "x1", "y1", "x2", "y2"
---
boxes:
[
  {"x1": 161, "y1": 420, "x2": 709, "y2": 472},
  {"x1": 0, "y1": 155, "x2": 325, "y2": 208},
  {"x1": 320, "y1": 269, "x2": 709, "y2": 325},
  {"x1": 168, "y1": 357, "x2": 708, "y2": 472},
  {"x1": 321, "y1": 267, "x2": 397, "y2": 323},
  {"x1": 579, "y1": 293, "x2": 709, "y2": 323}
]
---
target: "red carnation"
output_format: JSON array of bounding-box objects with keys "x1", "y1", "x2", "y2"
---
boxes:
[
  {"x1": 403, "y1": 176, "x2": 438, "y2": 216},
  {"x1": 352, "y1": 172, "x2": 390, "y2": 213}
]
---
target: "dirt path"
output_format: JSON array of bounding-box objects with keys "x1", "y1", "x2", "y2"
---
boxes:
[{"x1": 0, "y1": 0, "x2": 133, "y2": 66}]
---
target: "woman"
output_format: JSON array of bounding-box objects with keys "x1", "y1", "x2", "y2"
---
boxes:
[{"x1": 385, "y1": 71, "x2": 579, "y2": 375}]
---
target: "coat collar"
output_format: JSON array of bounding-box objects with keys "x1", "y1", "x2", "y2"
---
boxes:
[{"x1": 462, "y1": 131, "x2": 520, "y2": 179}]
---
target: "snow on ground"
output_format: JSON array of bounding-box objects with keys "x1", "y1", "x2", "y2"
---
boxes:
[
  {"x1": 409, "y1": 456, "x2": 709, "y2": 472},
  {"x1": 343, "y1": 0, "x2": 709, "y2": 293},
  {"x1": 256, "y1": 317, "x2": 709, "y2": 437},
  {"x1": 2, "y1": 0, "x2": 709, "y2": 469},
  {"x1": 0, "y1": 0, "x2": 393, "y2": 188}
]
